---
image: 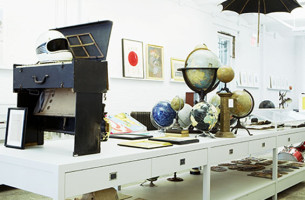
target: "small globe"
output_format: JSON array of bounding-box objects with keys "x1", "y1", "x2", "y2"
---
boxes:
[
  {"x1": 208, "y1": 94, "x2": 221, "y2": 115},
  {"x1": 190, "y1": 102, "x2": 218, "y2": 131},
  {"x1": 230, "y1": 90, "x2": 254, "y2": 118},
  {"x1": 151, "y1": 101, "x2": 176, "y2": 128},
  {"x1": 171, "y1": 96, "x2": 184, "y2": 111},
  {"x1": 259, "y1": 100, "x2": 275, "y2": 109},
  {"x1": 217, "y1": 66, "x2": 234, "y2": 83},
  {"x1": 178, "y1": 103, "x2": 192, "y2": 128}
]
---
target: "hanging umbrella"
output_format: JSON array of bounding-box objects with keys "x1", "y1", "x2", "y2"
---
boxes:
[{"x1": 220, "y1": 0, "x2": 302, "y2": 44}]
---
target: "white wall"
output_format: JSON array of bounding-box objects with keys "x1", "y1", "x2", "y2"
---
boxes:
[{"x1": 0, "y1": 0, "x2": 302, "y2": 117}]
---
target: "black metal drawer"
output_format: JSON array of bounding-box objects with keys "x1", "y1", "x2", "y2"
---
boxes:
[{"x1": 14, "y1": 62, "x2": 74, "y2": 89}]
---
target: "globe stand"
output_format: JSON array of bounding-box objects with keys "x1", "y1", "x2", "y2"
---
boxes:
[
  {"x1": 217, "y1": 83, "x2": 231, "y2": 93},
  {"x1": 231, "y1": 118, "x2": 252, "y2": 136},
  {"x1": 166, "y1": 112, "x2": 189, "y2": 135},
  {"x1": 188, "y1": 125, "x2": 203, "y2": 134},
  {"x1": 167, "y1": 172, "x2": 183, "y2": 182},
  {"x1": 197, "y1": 131, "x2": 216, "y2": 139},
  {"x1": 215, "y1": 92, "x2": 235, "y2": 138}
]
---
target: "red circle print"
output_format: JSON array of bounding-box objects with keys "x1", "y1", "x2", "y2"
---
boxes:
[{"x1": 128, "y1": 51, "x2": 138, "y2": 66}]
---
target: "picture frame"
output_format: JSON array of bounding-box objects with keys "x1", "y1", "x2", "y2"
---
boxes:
[
  {"x1": 170, "y1": 58, "x2": 185, "y2": 82},
  {"x1": 146, "y1": 44, "x2": 164, "y2": 80},
  {"x1": 122, "y1": 38, "x2": 144, "y2": 79},
  {"x1": 5, "y1": 107, "x2": 27, "y2": 149}
]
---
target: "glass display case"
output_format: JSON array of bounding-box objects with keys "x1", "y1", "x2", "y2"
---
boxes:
[{"x1": 249, "y1": 109, "x2": 305, "y2": 129}]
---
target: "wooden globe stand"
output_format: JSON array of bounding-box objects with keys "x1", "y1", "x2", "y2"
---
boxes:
[
  {"x1": 215, "y1": 65, "x2": 235, "y2": 138},
  {"x1": 215, "y1": 92, "x2": 235, "y2": 138}
]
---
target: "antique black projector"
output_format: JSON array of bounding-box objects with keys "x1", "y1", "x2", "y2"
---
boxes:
[{"x1": 13, "y1": 21, "x2": 112, "y2": 156}]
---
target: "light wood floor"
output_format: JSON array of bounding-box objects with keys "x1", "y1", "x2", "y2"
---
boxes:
[{"x1": 1, "y1": 173, "x2": 305, "y2": 200}]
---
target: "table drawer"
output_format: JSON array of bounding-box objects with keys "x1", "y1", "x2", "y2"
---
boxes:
[
  {"x1": 210, "y1": 142, "x2": 249, "y2": 164},
  {"x1": 65, "y1": 159, "x2": 151, "y2": 198},
  {"x1": 151, "y1": 149, "x2": 207, "y2": 177},
  {"x1": 278, "y1": 132, "x2": 305, "y2": 147},
  {"x1": 249, "y1": 137, "x2": 276, "y2": 154}
]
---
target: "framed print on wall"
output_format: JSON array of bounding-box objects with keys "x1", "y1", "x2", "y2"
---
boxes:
[
  {"x1": 146, "y1": 44, "x2": 164, "y2": 80},
  {"x1": 170, "y1": 58, "x2": 185, "y2": 82},
  {"x1": 5, "y1": 107, "x2": 28, "y2": 149},
  {"x1": 122, "y1": 38, "x2": 144, "y2": 79}
]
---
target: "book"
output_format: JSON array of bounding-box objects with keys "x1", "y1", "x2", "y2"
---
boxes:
[
  {"x1": 105, "y1": 113, "x2": 147, "y2": 134},
  {"x1": 149, "y1": 136, "x2": 199, "y2": 145},
  {"x1": 118, "y1": 140, "x2": 173, "y2": 149}
]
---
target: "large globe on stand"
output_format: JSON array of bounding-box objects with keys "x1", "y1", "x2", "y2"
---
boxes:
[
  {"x1": 151, "y1": 101, "x2": 176, "y2": 131},
  {"x1": 179, "y1": 44, "x2": 221, "y2": 101}
]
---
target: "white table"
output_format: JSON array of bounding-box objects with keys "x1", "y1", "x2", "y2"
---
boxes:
[{"x1": 0, "y1": 127, "x2": 304, "y2": 200}]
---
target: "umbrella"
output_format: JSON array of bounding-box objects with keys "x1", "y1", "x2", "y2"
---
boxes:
[{"x1": 220, "y1": 0, "x2": 302, "y2": 44}]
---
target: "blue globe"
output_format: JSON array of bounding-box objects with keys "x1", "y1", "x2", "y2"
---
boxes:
[{"x1": 151, "y1": 101, "x2": 176, "y2": 128}]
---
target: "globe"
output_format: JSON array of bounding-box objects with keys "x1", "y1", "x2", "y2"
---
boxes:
[
  {"x1": 171, "y1": 96, "x2": 184, "y2": 111},
  {"x1": 259, "y1": 100, "x2": 275, "y2": 109},
  {"x1": 208, "y1": 94, "x2": 221, "y2": 115},
  {"x1": 230, "y1": 90, "x2": 254, "y2": 118},
  {"x1": 178, "y1": 103, "x2": 192, "y2": 128},
  {"x1": 179, "y1": 44, "x2": 221, "y2": 101},
  {"x1": 217, "y1": 66, "x2": 235, "y2": 83},
  {"x1": 185, "y1": 69, "x2": 218, "y2": 91},
  {"x1": 190, "y1": 101, "x2": 218, "y2": 131},
  {"x1": 186, "y1": 44, "x2": 221, "y2": 69},
  {"x1": 151, "y1": 101, "x2": 176, "y2": 129}
]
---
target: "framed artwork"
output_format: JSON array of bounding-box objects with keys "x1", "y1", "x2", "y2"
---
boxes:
[
  {"x1": 5, "y1": 108, "x2": 27, "y2": 149},
  {"x1": 170, "y1": 58, "x2": 185, "y2": 82},
  {"x1": 146, "y1": 44, "x2": 164, "y2": 80},
  {"x1": 122, "y1": 38, "x2": 144, "y2": 78}
]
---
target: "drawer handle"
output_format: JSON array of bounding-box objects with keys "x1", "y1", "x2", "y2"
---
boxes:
[
  {"x1": 262, "y1": 142, "x2": 266, "y2": 147},
  {"x1": 32, "y1": 75, "x2": 49, "y2": 84},
  {"x1": 288, "y1": 137, "x2": 291, "y2": 142},
  {"x1": 180, "y1": 158, "x2": 186, "y2": 166},
  {"x1": 109, "y1": 172, "x2": 117, "y2": 181},
  {"x1": 229, "y1": 149, "x2": 233, "y2": 154}
]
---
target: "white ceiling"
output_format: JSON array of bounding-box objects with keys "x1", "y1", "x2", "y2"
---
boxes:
[{"x1": 188, "y1": 0, "x2": 305, "y2": 35}]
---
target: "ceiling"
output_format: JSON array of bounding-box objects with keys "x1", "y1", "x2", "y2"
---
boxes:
[{"x1": 188, "y1": 0, "x2": 305, "y2": 36}]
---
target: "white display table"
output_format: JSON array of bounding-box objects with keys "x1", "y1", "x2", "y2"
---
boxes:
[{"x1": 0, "y1": 127, "x2": 304, "y2": 200}]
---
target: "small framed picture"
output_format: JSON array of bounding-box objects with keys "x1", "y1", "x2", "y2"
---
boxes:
[
  {"x1": 122, "y1": 38, "x2": 144, "y2": 79},
  {"x1": 170, "y1": 58, "x2": 185, "y2": 82},
  {"x1": 146, "y1": 44, "x2": 164, "y2": 80},
  {"x1": 5, "y1": 107, "x2": 27, "y2": 149}
]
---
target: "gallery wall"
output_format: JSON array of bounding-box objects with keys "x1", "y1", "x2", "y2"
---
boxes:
[{"x1": 0, "y1": 0, "x2": 300, "y2": 118}]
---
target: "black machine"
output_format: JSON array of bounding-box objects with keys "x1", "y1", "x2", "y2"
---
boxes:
[{"x1": 13, "y1": 21, "x2": 112, "y2": 156}]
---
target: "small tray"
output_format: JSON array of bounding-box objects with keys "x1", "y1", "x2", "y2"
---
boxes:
[
  {"x1": 118, "y1": 140, "x2": 173, "y2": 149},
  {"x1": 110, "y1": 133, "x2": 152, "y2": 140},
  {"x1": 148, "y1": 136, "x2": 199, "y2": 145}
]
